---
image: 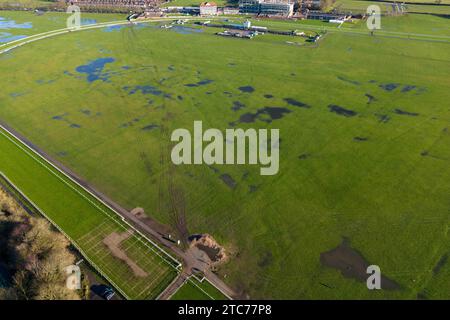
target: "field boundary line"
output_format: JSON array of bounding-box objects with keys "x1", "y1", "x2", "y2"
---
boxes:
[
  {"x1": 167, "y1": 276, "x2": 220, "y2": 300},
  {"x1": 0, "y1": 171, "x2": 131, "y2": 300},
  {"x1": 189, "y1": 271, "x2": 232, "y2": 300},
  {"x1": 156, "y1": 272, "x2": 184, "y2": 300},
  {"x1": 202, "y1": 276, "x2": 232, "y2": 300},
  {"x1": 0, "y1": 125, "x2": 181, "y2": 270},
  {"x1": 189, "y1": 277, "x2": 215, "y2": 300}
]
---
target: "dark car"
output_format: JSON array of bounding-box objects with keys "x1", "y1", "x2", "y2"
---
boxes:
[{"x1": 92, "y1": 284, "x2": 115, "y2": 300}]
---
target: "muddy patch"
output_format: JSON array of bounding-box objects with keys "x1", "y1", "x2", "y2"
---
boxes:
[
  {"x1": 208, "y1": 165, "x2": 219, "y2": 174},
  {"x1": 328, "y1": 105, "x2": 357, "y2": 117},
  {"x1": 184, "y1": 79, "x2": 213, "y2": 87},
  {"x1": 337, "y1": 76, "x2": 360, "y2": 86},
  {"x1": 298, "y1": 153, "x2": 310, "y2": 160},
  {"x1": 197, "y1": 244, "x2": 221, "y2": 261},
  {"x1": 401, "y1": 85, "x2": 416, "y2": 93},
  {"x1": 379, "y1": 83, "x2": 400, "y2": 92},
  {"x1": 142, "y1": 124, "x2": 159, "y2": 131},
  {"x1": 220, "y1": 174, "x2": 236, "y2": 189},
  {"x1": 394, "y1": 108, "x2": 419, "y2": 117},
  {"x1": 130, "y1": 208, "x2": 172, "y2": 236},
  {"x1": 257, "y1": 251, "x2": 273, "y2": 268},
  {"x1": 120, "y1": 118, "x2": 140, "y2": 128},
  {"x1": 52, "y1": 114, "x2": 66, "y2": 120},
  {"x1": 376, "y1": 114, "x2": 390, "y2": 123},
  {"x1": 123, "y1": 85, "x2": 166, "y2": 97},
  {"x1": 189, "y1": 234, "x2": 227, "y2": 265},
  {"x1": 365, "y1": 93, "x2": 376, "y2": 104},
  {"x1": 103, "y1": 231, "x2": 148, "y2": 277},
  {"x1": 320, "y1": 238, "x2": 400, "y2": 290},
  {"x1": 417, "y1": 292, "x2": 428, "y2": 300},
  {"x1": 283, "y1": 98, "x2": 310, "y2": 108},
  {"x1": 232, "y1": 106, "x2": 291, "y2": 125},
  {"x1": 10, "y1": 92, "x2": 27, "y2": 98},
  {"x1": 238, "y1": 86, "x2": 255, "y2": 93},
  {"x1": 36, "y1": 78, "x2": 56, "y2": 85},
  {"x1": 433, "y1": 254, "x2": 448, "y2": 275},
  {"x1": 139, "y1": 152, "x2": 153, "y2": 176},
  {"x1": 231, "y1": 101, "x2": 245, "y2": 111}
]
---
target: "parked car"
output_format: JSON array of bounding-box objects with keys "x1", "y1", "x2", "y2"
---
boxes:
[{"x1": 92, "y1": 284, "x2": 115, "y2": 300}]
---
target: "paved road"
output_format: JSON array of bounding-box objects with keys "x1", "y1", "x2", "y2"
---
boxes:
[{"x1": 158, "y1": 271, "x2": 190, "y2": 300}]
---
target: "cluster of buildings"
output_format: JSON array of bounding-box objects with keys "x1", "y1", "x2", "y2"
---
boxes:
[
  {"x1": 168, "y1": 0, "x2": 327, "y2": 18},
  {"x1": 66, "y1": 0, "x2": 347, "y2": 20},
  {"x1": 199, "y1": 1, "x2": 218, "y2": 15},
  {"x1": 238, "y1": 0, "x2": 294, "y2": 17},
  {"x1": 167, "y1": 0, "x2": 296, "y2": 17},
  {"x1": 166, "y1": 2, "x2": 227, "y2": 16},
  {"x1": 64, "y1": 0, "x2": 161, "y2": 9}
]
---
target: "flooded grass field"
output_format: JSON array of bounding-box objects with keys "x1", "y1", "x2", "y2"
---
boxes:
[{"x1": 1, "y1": 11, "x2": 450, "y2": 299}]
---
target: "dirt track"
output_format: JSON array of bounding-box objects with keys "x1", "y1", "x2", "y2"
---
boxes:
[{"x1": 103, "y1": 230, "x2": 148, "y2": 277}]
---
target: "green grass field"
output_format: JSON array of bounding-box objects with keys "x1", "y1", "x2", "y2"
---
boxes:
[
  {"x1": 1, "y1": 10, "x2": 450, "y2": 299},
  {"x1": 171, "y1": 278, "x2": 229, "y2": 300},
  {"x1": 0, "y1": 10, "x2": 124, "y2": 41},
  {"x1": 0, "y1": 126, "x2": 179, "y2": 299}
]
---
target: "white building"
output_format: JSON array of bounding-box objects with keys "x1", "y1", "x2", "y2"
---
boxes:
[
  {"x1": 239, "y1": 0, "x2": 294, "y2": 17},
  {"x1": 200, "y1": 2, "x2": 218, "y2": 15}
]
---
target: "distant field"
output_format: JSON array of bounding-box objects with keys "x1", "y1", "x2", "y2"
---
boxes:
[
  {"x1": 334, "y1": 0, "x2": 450, "y2": 14},
  {"x1": 404, "y1": 0, "x2": 450, "y2": 3},
  {"x1": 0, "y1": 126, "x2": 179, "y2": 299},
  {"x1": 1, "y1": 11, "x2": 450, "y2": 300},
  {"x1": 0, "y1": 10, "x2": 124, "y2": 43},
  {"x1": 0, "y1": 0, "x2": 54, "y2": 8}
]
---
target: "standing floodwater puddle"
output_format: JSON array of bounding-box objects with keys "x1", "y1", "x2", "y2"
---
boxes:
[
  {"x1": 75, "y1": 57, "x2": 115, "y2": 83},
  {"x1": 320, "y1": 238, "x2": 400, "y2": 290}
]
